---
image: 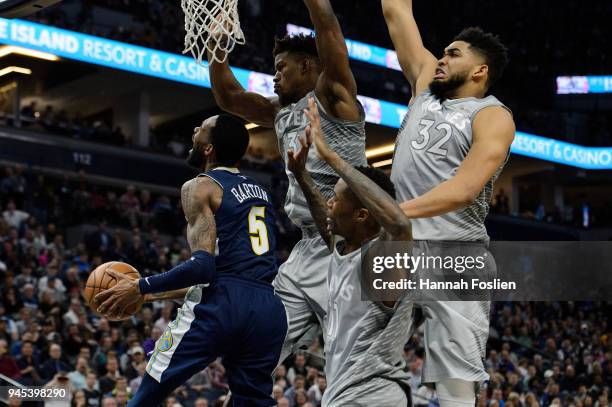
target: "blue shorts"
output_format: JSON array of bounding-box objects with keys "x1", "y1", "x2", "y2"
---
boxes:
[{"x1": 129, "y1": 275, "x2": 288, "y2": 407}]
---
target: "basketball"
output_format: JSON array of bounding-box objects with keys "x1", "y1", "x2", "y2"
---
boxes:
[{"x1": 82, "y1": 261, "x2": 144, "y2": 321}]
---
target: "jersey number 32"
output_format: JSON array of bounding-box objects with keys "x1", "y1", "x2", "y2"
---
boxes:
[{"x1": 412, "y1": 118, "x2": 451, "y2": 156}]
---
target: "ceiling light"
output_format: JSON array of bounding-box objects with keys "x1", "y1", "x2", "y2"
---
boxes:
[
  {"x1": 372, "y1": 158, "x2": 393, "y2": 168},
  {"x1": 0, "y1": 45, "x2": 59, "y2": 61},
  {"x1": 0, "y1": 66, "x2": 32, "y2": 77},
  {"x1": 366, "y1": 143, "x2": 394, "y2": 158}
]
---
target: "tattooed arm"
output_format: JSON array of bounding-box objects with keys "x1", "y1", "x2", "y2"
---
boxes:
[
  {"x1": 182, "y1": 177, "x2": 219, "y2": 253},
  {"x1": 294, "y1": 170, "x2": 333, "y2": 249},
  {"x1": 287, "y1": 129, "x2": 333, "y2": 251},
  {"x1": 143, "y1": 288, "x2": 190, "y2": 303},
  {"x1": 96, "y1": 177, "x2": 222, "y2": 319}
]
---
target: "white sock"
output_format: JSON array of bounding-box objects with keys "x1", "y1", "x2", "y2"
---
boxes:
[{"x1": 436, "y1": 378, "x2": 476, "y2": 407}]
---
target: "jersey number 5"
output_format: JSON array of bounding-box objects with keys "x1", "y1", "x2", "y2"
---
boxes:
[{"x1": 248, "y1": 206, "x2": 270, "y2": 255}]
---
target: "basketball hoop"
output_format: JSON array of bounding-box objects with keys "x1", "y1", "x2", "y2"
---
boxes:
[{"x1": 182, "y1": 0, "x2": 245, "y2": 65}]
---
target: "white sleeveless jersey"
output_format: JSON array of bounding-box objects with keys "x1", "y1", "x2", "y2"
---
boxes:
[
  {"x1": 274, "y1": 91, "x2": 367, "y2": 227},
  {"x1": 390, "y1": 91, "x2": 511, "y2": 242}
]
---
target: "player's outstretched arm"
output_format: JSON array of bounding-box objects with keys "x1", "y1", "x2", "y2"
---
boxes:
[
  {"x1": 287, "y1": 131, "x2": 334, "y2": 250},
  {"x1": 400, "y1": 107, "x2": 515, "y2": 218},
  {"x1": 381, "y1": 0, "x2": 437, "y2": 99},
  {"x1": 303, "y1": 0, "x2": 361, "y2": 122},
  {"x1": 305, "y1": 98, "x2": 412, "y2": 241},
  {"x1": 143, "y1": 288, "x2": 190, "y2": 303},
  {"x1": 96, "y1": 178, "x2": 221, "y2": 319},
  {"x1": 208, "y1": 44, "x2": 279, "y2": 128}
]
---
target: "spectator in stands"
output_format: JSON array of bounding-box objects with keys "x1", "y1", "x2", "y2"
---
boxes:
[
  {"x1": 194, "y1": 397, "x2": 208, "y2": 407},
  {"x1": 207, "y1": 361, "x2": 229, "y2": 400},
  {"x1": 110, "y1": 376, "x2": 131, "y2": 401},
  {"x1": 2, "y1": 286, "x2": 21, "y2": 316},
  {"x1": 16, "y1": 340, "x2": 41, "y2": 385},
  {"x1": 139, "y1": 190, "x2": 154, "y2": 229},
  {"x1": 154, "y1": 303, "x2": 173, "y2": 332},
  {"x1": 294, "y1": 389, "x2": 308, "y2": 407},
  {"x1": 20, "y1": 101, "x2": 37, "y2": 119},
  {"x1": 83, "y1": 372, "x2": 101, "y2": 406},
  {"x1": 86, "y1": 221, "x2": 114, "y2": 255},
  {"x1": 142, "y1": 325, "x2": 161, "y2": 356},
  {"x1": 119, "y1": 185, "x2": 140, "y2": 228},
  {"x1": 275, "y1": 363, "x2": 287, "y2": 385},
  {"x1": 277, "y1": 398, "x2": 290, "y2": 407},
  {"x1": 44, "y1": 371, "x2": 75, "y2": 407},
  {"x1": 287, "y1": 352, "x2": 308, "y2": 385},
  {"x1": 38, "y1": 262, "x2": 66, "y2": 294},
  {"x1": 1, "y1": 167, "x2": 26, "y2": 207},
  {"x1": 122, "y1": 345, "x2": 145, "y2": 380},
  {"x1": 185, "y1": 368, "x2": 212, "y2": 400},
  {"x1": 306, "y1": 375, "x2": 326, "y2": 406},
  {"x1": 63, "y1": 266, "x2": 83, "y2": 296},
  {"x1": 21, "y1": 284, "x2": 38, "y2": 310},
  {"x1": 64, "y1": 298, "x2": 84, "y2": 326},
  {"x1": 68, "y1": 356, "x2": 89, "y2": 390},
  {"x1": 126, "y1": 234, "x2": 148, "y2": 271},
  {"x1": 93, "y1": 334, "x2": 113, "y2": 371},
  {"x1": 0, "y1": 338, "x2": 20, "y2": 378},
  {"x1": 14, "y1": 265, "x2": 35, "y2": 290},
  {"x1": 272, "y1": 385, "x2": 284, "y2": 402},
  {"x1": 101, "y1": 396, "x2": 117, "y2": 407},
  {"x1": 72, "y1": 389, "x2": 87, "y2": 407},
  {"x1": 41, "y1": 105, "x2": 56, "y2": 130},
  {"x1": 99, "y1": 357, "x2": 121, "y2": 394},
  {"x1": 284, "y1": 374, "x2": 305, "y2": 407},
  {"x1": 305, "y1": 368, "x2": 319, "y2": 391},
  {"x1": 2, "y1": 201, "x2": 29, "y2": 229},
  {"x1": 41, "y1": 343, "x2": 71, "y2": 380},
  {"x1": 128, "y1": 361, "x2": 146, "y2": 395}
]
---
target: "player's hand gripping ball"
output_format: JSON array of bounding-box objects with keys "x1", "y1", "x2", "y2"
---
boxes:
[{"x1": 83, "y1": 262, "x2": 144, "y2": 321}]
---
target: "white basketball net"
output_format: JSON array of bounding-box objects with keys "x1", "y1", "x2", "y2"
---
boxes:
[{"x1": 182, "y1": 0, "x2": 245, "y2": 65}]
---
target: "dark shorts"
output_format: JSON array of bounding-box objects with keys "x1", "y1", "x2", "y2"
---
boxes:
[{"x1": 129, "y1": 275, "x2": 288, "y2": 407}]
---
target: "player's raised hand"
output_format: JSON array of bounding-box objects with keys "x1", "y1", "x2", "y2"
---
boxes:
[
  {"x1": 205, "y1": 13, "x2": 232, "y2": 60},
  {"x1": 287, "y1": 131, "x2": 312, "y2": 175},
  {"x1": 304, "y1": 97, "x2": 337, "y2": 163},
  {"x1": 95, "y1": 268, "x2": 142, "y2": 319}
]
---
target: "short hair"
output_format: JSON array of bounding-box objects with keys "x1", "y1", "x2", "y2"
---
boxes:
[
  {"x1": 453, "y1": 27, "x2": 509, "y2": 87},
  {"x1": 273, "y1": 34, "x2": 318, "y2": 59},
  {"x1": 209, "y1": 114, "x2": 250, "y2": 166},
  {"x1": 354, "y1": 166, "x2": 396, "y2": 200}
]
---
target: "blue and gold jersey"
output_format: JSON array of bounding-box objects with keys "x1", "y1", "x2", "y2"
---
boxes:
[{"x1": 199, "y1": 167, "x2": 278, "y2": 283}]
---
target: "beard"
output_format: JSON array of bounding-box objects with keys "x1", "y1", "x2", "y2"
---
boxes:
[
  {"x1": 429, "y1": 71, "x2": 469, "y2": 101},
  {"x1": 186, "y1": 143, "x2": 206, "y2": 169}
]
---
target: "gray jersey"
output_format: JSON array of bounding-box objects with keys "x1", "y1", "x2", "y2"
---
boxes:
[
  {"x1": 390, "y1": 91, "x2": 511, "y2": 241},
  {"x1": 275, "y1": 91, "x2": 367, "y2": 227},
  {"x1": 323, "y1": 238, "x2": 413, "y2": 406}
]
